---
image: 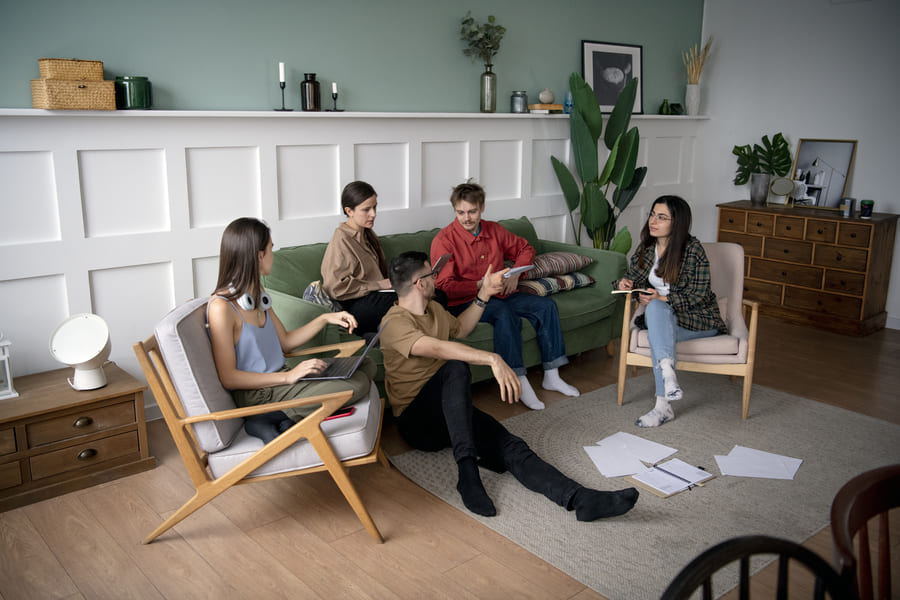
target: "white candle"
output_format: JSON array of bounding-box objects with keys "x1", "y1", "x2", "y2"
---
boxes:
[
  {"x1": 332, "y1": 82, "x2": 338, "y2": 95},
  {"x1": 279, "y1": 62, "x2": 285, "y2": 83}
]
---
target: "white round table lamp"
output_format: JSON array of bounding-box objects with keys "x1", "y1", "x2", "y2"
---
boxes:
[{"x1": 49, "y1": 314, "x2": 111, "y2": 390}]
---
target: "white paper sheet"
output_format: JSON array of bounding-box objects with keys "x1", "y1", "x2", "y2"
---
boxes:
[
  {"x1": 584, "y1": 432, "x2": 678, "y2": 477},
  {"x1": 595, "y1": 431, "x2": 677, "y2": 464},
  {"x1": 714, "y1": 445, "x2": 802, "y2": 479},
  {"x1": 583, "y1": 445, "x2": 647, "y2": 477}
]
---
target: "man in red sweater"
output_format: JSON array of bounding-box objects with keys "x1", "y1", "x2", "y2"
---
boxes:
[{"x1": 431, "y1": 182, "x2": 579, "y2": 410}]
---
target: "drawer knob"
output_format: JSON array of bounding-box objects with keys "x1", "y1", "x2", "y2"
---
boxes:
[
  {"x1": 841, "y1": 280, "x2": 847, "y2": 286},
  {"x1": 728, "y1": 218, "x2": 734, "y2": 224},
  {"x1": 836, "y1": 254, "x2": 842, "y2": 261},
  {"x1": 786, "y1": 225, "x2": 792, "y2": 230},
  {"x1": 850, "y1": 233, "x2": 857, "y2": 238},
  {"x1": 817, "y1": 229, "x2": 824, "y2": 234},
  {"x1": 77, "y1": 448, "x2": 98, "y2": 461},
  {"x1": 73, "y1": 416, "x2": 93, "y2": 428},
  {"x1": 756, "y1": 222, "x2": 762, "y2": 227},
  {"x1": 781, "y1": 271, "x2": 787, "y2": 277},
  {"x1": 783, "y1": 249, "x2": 789, "y2": 254}
]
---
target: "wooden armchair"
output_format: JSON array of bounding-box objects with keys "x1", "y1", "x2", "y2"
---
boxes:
[
  {"x1": 617, "y1": 242, "x2": 760, "y2": 419},
  {"x1": 830, "y1": 463, "x2": 900, "y2": 600},
  {"x1": 661, "y1": 535, "x2": 849, "y2": 600},
  {"x1": 133, "y1": 297, "x2": 388, "y2": 545}
]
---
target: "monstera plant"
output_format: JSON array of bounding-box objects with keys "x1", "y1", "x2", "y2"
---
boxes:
[{"x1": 551, "y1": 73, "x2": 646, "y2": 253}]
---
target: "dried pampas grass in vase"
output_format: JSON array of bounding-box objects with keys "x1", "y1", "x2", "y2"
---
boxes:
[{"x1": 682, "y1": 36, "x2": 712, "y2": 115}]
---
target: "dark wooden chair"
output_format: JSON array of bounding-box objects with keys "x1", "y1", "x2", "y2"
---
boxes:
[
  {"x1": 830, "y1": 464, "x2": 900, "y2": 600},
  {"x1": 660, "y1": 535, "x2": 850, "y2": 600}
]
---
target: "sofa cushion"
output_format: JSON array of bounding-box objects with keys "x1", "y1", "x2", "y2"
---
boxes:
[
  {"x1": 263, "y1": 242, "x2": 329, "y2": 298},
  {"x1": 518, "y1": 272, "x2": 596, "y2": 296},
  {"x1": 523, "y1": 252, "x2": 594, "y2": 280}
]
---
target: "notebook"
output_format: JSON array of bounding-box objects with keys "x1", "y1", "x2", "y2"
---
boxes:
[{"x1": 299, "y1": 321, "x2": 387, "y2": 380}]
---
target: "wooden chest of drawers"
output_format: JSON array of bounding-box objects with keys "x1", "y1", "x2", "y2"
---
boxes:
[
  {"x1": 717, "y1": 201, "x2": 898, "y2": 336},
  {"x1": 0, "y1": 363, "x2": 155, "y2": 511}
]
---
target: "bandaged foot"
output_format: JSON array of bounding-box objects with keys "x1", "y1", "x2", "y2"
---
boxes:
[
  {"x1": 635, "y1": 396, "x2": 674, "y2": 428},
  {"x1": 570, "y1": 486, "x2": 639, "y2": 521},
  {"x1": 542, "y1": 368, "x2": 580, "y2": 397},
  {"x1": 519, "y1": 376, "x2": 546, "y2": 410},
  {"x1": 457, "y1": 457, "x2": 496, "y2": 516},
  {"x1": 659, "y1": 358, "x2": 682, "y2": 401}
]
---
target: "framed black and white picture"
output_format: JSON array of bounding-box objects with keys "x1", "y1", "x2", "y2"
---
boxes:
[{"x1": 581, "y1": 40, "x2": 643, "y2": 114}]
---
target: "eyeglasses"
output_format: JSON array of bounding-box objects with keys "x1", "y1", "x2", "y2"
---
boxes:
[
  {"x1": 649, "y1": 212, "x2": 671, "y2": 222},
  {"x1": 415, "y1": 270, "x2": 437, "y2": 283}
]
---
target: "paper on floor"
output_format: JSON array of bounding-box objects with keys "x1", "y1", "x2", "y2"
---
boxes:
[
  {"x1": 714, "y1": 445, "x2": 802, "y2": 479},
  {"x1": 583, "y1": 431, "x2": 677, "y2": 477}
]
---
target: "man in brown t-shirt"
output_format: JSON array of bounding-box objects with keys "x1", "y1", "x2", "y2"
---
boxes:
[{"x1": 380, "y1": 251, "x2": 639, "y2": 520}]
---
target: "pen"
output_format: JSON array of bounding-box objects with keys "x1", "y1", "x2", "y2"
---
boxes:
[{"x1": 654, "y1": 465, "x2": 704, "y2": 489}]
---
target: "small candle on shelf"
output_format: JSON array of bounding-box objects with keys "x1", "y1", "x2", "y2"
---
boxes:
[
  {"x1": 279, "y1": 62, "x2": 285, "y2": 83},
  {"x1": 332, "y1": 82, "x2": 338, "y2": 95}
]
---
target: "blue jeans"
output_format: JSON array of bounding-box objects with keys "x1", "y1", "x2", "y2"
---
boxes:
[
  {"x1": 452, "y1": 293, "x2": 568, "y2": 376},
  {"x1": 643, "y1": 300, "x2": 719, "y2": 397}
]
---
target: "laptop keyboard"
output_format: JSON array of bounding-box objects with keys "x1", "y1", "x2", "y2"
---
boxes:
[{"x1": 321, "y1": 356, "x2": 359, "y2": 378}]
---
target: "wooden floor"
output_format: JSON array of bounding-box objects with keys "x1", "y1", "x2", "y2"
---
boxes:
[{"x1": 1, "y1": 316, "x2": 898, "y2": 600}]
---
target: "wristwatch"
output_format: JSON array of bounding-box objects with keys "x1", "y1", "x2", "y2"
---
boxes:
[{"x1": 473, "y1": 295, "x2": 488, "y2": 308}]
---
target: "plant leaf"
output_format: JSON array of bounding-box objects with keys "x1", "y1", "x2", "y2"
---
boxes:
[
  {"x1": 571, "y1": 108, "x2": 598, "y2": 183},
  {"x1": 581, "y1": 182, "x2": 609, "y2": 233},
  {"x1": 609, "y1": 226, "x2": 632, "y2": 254},
  {"x1": 551, "y1": 156, "x2": 581, "y2": 214},
  {"x1": 612, "y1": 166, "x2": 647, "y2": 212},
  {"x1": 570, "y1": 73, "x2": 603, "y2": 146},
  {"x1": 604, "y1": 78, "x2": 637, "y2": 150},
  {"x1": 610, "y1": 126, "x2": 639, "y2": 189},
  {"x1": 598, "y1": 134, "x2": 620, "y2": 187}
]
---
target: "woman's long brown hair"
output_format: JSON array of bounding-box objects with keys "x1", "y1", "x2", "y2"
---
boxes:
[
  {"x1": 636, "y1": 195, "x2": 693, "y2": 284},
  {"x1": 214, "y1": 217, "x2": 270, "y2": 307}
]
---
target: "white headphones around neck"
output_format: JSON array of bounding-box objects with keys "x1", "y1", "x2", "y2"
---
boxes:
[{"x1": 229, "y1": 286, "x2": 272, "y2": 312}]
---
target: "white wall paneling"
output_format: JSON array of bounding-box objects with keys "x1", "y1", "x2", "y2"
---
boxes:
[{"x1": 0, "y1": 109, "x2": 704, "y2": 416}]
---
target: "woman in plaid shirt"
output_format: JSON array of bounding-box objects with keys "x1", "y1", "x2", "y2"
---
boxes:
[{"x1": 615, "y1": 196, "x2": 726, "y2": 427}]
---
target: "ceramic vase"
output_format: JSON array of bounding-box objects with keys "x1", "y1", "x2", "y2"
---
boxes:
[
  {"x1": 685, "y1": 83, "x2": 700, "y2": 116},
  {"x1": 749, "y1": 173, "x2": 771, "y2": 205},
  {"x1": 480, "y1": 64, "x2": 496, "y2": 113}
]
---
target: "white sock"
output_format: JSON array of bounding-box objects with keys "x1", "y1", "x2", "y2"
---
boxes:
[
  {"x1": 659, "y1": 358, "x2": 682, "y2": 401},
  {"x1": 518, "y1": 376, "x2": 545, "y2": 410},
  {"x1": 542, "y1": 368, "x2": 580, "y2": 397},
  {"x1": 635, "y1": 396, "x2": 674, "y2": 428}
]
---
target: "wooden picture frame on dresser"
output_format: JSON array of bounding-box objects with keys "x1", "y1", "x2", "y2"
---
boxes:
[
  {"x1": 0, "y1": 363, "x2": 155, "y2": 511},
  {"x1": 717, "y1": 200, "x2": 898, "y2": 336}
]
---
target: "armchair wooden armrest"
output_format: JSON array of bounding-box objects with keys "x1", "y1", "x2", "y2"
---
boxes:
[
  {"x1": 284, "y1": 339, "x2": 366, "y2": 359},
  {"x1": 181, "y1": 390, "x2": 353, "y2": 424}
]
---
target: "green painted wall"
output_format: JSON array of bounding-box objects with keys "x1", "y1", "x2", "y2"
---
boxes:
[{"x1": 0, "y1": 0, "x2": 703, "y2": 113}]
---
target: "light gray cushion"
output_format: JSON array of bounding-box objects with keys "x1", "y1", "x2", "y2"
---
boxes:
[
  {"x1": 154, "y1": 298, "x2": 242, "y2": 453},
  {"x1": 207, "y1": 383, "x2": 381, "y2": 479}
]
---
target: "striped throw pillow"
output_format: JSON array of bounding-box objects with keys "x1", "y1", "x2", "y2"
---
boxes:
[
  {"x1": 523, "y1": 252, "x2": 593, "y2": 280},
  {"x1": 517, "y1": 272, "x2": 596, "y2": 296}
]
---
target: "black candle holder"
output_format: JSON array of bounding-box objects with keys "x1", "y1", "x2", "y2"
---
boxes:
[
  {"x1": 327, "y1": 92, "x2": 343, "y2": 112},
  {"x1": 274, "y1": 81, "x2": 293, "y2": 111}
]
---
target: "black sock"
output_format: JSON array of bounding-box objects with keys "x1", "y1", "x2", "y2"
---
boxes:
[
  {"x1": 570, "y1": 486, "x2": 639, "y2": 521},
  {"x1": 457, "y1": 457, "x2": 496, "y2": 517},
  {"x1": 244, "y1": 410, "x2": 292, "y2": 443}
]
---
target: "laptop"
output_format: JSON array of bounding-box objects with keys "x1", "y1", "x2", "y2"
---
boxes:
[{"x1": 298, "y1": 320, "x2": 388, "y2": 381}]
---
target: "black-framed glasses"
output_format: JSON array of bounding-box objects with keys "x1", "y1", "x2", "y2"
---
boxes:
[{"x1": 416, "y1": 270, "x2": 437, "y2": 283}]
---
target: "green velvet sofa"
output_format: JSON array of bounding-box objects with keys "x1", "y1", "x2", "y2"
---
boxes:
[{"x1": 262, "y1": 216, "x2": 626, "y2": 395}]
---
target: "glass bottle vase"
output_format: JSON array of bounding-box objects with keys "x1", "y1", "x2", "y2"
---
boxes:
[{"x1": 480, "y1": 64, "x2": 497, "y2": 113}]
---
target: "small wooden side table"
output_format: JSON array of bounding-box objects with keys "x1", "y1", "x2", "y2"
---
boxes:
[{"x1": 0, "y1": 363, "x2": 156, "y2": 511}]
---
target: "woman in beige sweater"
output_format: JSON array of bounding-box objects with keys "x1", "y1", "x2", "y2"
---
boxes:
[
  {"x1": 323, "y1": 181, "x2": 447, "y2": 336},
  {"x1": 322, "y1": 181, "x2": 396, "y2": 336}
]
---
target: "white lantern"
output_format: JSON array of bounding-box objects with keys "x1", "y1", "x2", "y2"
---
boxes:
[{"x1": 0, "y1": 332, "x2": 19, "y2": 400}]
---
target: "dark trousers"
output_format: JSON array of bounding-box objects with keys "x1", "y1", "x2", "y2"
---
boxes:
[
  {"x1": 396, "y1": 360, "x2": 580, "y2": 508},
  {"x1": 344, "y1": 289, "x2": 448, "y2": 336}
]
